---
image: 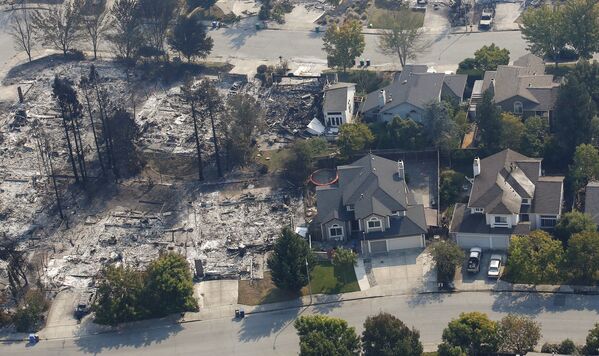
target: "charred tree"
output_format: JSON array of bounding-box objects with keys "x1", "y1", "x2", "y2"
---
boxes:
[
  {"x1": 80, "y1": 74, "x2": 106, "y2": 175},
  {"x1": 197, "y1": 80, "x2": 224, "y2": 178}
]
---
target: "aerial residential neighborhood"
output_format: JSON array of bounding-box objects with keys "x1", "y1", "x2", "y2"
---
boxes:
[{"x1": 1, "y1": 0, "x2": 599, "y2": 355}]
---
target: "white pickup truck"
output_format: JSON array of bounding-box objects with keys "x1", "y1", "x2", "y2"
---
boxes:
[{"x1": 479, "y1": 9, "x2": 494, "y2": 29}]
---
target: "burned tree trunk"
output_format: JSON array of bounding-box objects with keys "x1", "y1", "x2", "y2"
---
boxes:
[{"x1": 190, "y1": 102, "x2": 204, "y2": 181}]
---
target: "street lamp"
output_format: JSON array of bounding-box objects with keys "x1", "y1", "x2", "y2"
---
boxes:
[{"x1": 305, "y1": 257, "x2": 312, "y2": 305}]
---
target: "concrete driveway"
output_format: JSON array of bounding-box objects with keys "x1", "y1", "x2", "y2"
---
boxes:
[
  {"x1": 458, "y1": 250, "x2": 506, "y2": 290},
  {"x1": 367, "y1": 249, "x2": 436, "y2": 294},
  {"x1": 196, "y1": 279, "x2": 239, "y2": 309}
]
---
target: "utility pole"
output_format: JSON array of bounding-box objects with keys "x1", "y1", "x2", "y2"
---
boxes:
[{"x1": 305, "y1": 257, "x2": 312, "y2": 305}]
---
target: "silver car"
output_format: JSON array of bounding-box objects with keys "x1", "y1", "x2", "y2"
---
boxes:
[{"x1": 487, "y1": 254, "x2": 502, "y2": 278}]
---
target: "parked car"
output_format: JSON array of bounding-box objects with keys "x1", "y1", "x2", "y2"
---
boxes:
[
  {"x1": 467, "y1": 247, "x2": 482, "y2": 273},
  {"x1": 487, "y1": 254, "x2": 502, "y2": 278},
  {"x1": 74, "y1": 291, "x2": 94, "y2": 320},
  {"x1": 479, "y1": 9, "x2": 494, "y2": 29}
]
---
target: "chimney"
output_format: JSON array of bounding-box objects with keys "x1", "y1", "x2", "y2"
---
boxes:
[
  {"x1": 378, "y1": 89, "x2": 386, "y2": 108},
  {"x1": 473, "y1": 157, "x2": 481, "y2": 177},
  {"x1": 397, "y1": 160, "x2": 405, "y2": 180}
]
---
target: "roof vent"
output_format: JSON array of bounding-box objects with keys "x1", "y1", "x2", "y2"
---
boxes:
[{"x1": 402, "y1": 80, "x2": 408, "y2": 85}]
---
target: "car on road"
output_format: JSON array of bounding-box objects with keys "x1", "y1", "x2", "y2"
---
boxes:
[
  {"x1": 487, "y1": 254, "x2": 502, "y2": 278},
  {"x1": 467, "y1": 247, "x2": 482, "y2": 273},
  {"x1": 479, "y1": 9, "x2": 494, "y2": 30}
]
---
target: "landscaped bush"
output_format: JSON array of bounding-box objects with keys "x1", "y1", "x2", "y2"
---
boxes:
[{"x1": 12, "y1": 289, "x2": 49, "y2": 332}]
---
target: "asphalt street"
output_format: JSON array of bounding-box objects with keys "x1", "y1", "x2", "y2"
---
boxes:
[
  {"x1": 208, "y1": 26, "x2": 529, "y2": 70},
  {"x1": 3, "y1": 291, "x2": 599, "y2": 355}
]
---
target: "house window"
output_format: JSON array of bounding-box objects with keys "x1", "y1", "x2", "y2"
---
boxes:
[
  {"x1": 472, "y1": 208, "x2": 484, "y2": 214},
  {"x1": 367, "y1": 217, "x2": 382, "y2": 230},
  {"x1": 514, "y1": 101, "x2": 523, "y2": 114},
  {"x1": 494, "y1": 216, "x2": 508, "y2": 226},
  {"x1": 519, "y1": 214, "x2": 529, "y2": 222},
  {"x1": 329, "y1": 224, "x2": 343, "y2": 239},
  {"x1": 540, "y1": 215, "x2": 557, "y2": 228},
  {"x1": 522, "y1": 198, "x2": 531, "y2": 205},
  {"x1": 346, "y1": 205, "x2": 355, "y2": 211}
]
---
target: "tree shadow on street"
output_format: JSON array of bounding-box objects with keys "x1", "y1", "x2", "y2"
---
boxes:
[
  {"x1": 221, "y1": 19, "x2": 260, "y2": 50},
  {"x1": 311, "y1": 294, "x2": 343, "y2": 315},
  {"x1": 492, "y1": 292, "x2": 599, "y2": 315},
  {"x1": 74, "y1": 317, "x2": 183, "y2": 354},
  {"x1": 407, "y1": 291, "x2": 449, "y2": 307},
  {"x1": 237, "y1": 305, "x2": 300, "y2": 343}
]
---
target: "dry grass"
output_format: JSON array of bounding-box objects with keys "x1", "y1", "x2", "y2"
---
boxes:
[
  {"x1": 367, "y1": 6, "x2": 425, "y2": 29},
  {"x1": 238, "y1": 272, "x2": 299, "y2": 305}
]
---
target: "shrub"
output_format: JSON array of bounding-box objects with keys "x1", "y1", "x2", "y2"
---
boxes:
[{"x1": 12, "y1": 289, "x2": 49, "y2": 332}]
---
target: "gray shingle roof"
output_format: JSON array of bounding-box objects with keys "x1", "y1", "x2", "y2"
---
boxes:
[
  {"x1": 450, "y1": 204, "x2": 531, "y2": 235},
  {"x1": 362, "y1": 205, "x2": 427, "y2": 240},
  {"x1": 315, "y1": 154, "x2": 426, "y2": 232},
  {"x1": 360, "y1": 66, "x2": 465, "y2": 115},
  {"x1": 468, "y1": 149, "x2": 563, "y2": 216},
  {"x1": 323, "y1": 82, "x2": 355, "y2": 112},
  {"x1": 585, "y1": 182, "x2": 599, "y2": 225},
  {"x1": 531, "y1": 177, "x2": 563, "y2": 215},
  {"x1": 481, "y1": 54, "x2": 559, "y2": 109}
]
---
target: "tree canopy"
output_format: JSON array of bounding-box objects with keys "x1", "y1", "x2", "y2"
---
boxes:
[
  {"x1": 498, "y1": 314, "x2": 541, "y2": 354},
  {"x1": 498, "y1": 113, "x2": 524, "y2": 151},
  {"x1": 294, "y1": 315, "x2": 361, "y2": 356},
  {"x1": 145, "y1": 253, "x2": 198, "y2": 315},
  {"x1": 338, "y1": 123, "x2": 374, "y2": 157},
  {"x1": 505, "y1": 231, "x2": 565, "y2": 284},
  {"x1": 554, "y1": 210, "x2": 597, "y2": 245},
  {"x1": 267, "y1": 227, "x2": 315, "y2": 292},
  {"x1": 585, "y1": 323, "x2": 599, "y2": 355},
  {"x1": 431, "y1": 240, "x2": 464, "y2": 283},
  {"x1": 322, "y1": 20, "x2": 365, "y2": 72},
  {"x1": 473, "y1": 44, "x2": 510, "y2": 71},
  {"x1": 362, "y1": 312, "x2": 423, "y2": 356},
  {"x1": 439, "y1": 312, "x2": 499, "y2": 356},
  {"x1": 520, "y1": 5, "x2": 567, "y2": 67},
  {"x1": 284, "y1": 137, "x2": 327, "y2": 185},
  {"x1": 168, "y1": 15, "x2": 213, "y2": 62},
  {"x1": 570, "y1": 144, "x2": 599, "y2": 193},
  {"x1": 94, "y1": 265, "x2": 147, "y2": 325},
  {"x1": 562, "y1": 0, "x2": 599, "y2": 59},
  {"x1": 520, "y1": 116, "x2": 550, "y2": 157},
  {"x1": 225, "y1": 94, "x2": 263, "y2": 168},
  {"x1": 422, "y1": 101, "x2": 459, "y2": 154},
  {"x1": 566, "y1": 231, "x2": 599, "y2": 284},
  {"x1": 378, "y1": 10, "x2": 424, "y2": 67},
  {"x1": 476, "y1": 91, "x2": 502, "y2": 154}
]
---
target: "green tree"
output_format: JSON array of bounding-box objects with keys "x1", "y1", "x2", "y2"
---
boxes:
[
  {"x1": 371, "y1": 117, "x2": 426, "y2": 150},
  {"x1": 431, "y1": 240, "x2": 464, "y2": 283},
  {"x1": 12, "y1": 289, "x2": 49, "y2": 332},
  {"x1": 378, "y1": 10, "x2": 424, "y2": 67},
  {"x1": 499, "y1": 113, "x2": 524, "y2": 151},
  {"x1": 440, "y1": 170, "x2": 465, "y2": 208},
  {"x1": 520, "y1": 116, "x2": 549, "y2": 157},
  {"x1": 570, "y1": 144, "x2": 599, "y2": 192},
  {"x1": 145, "y1": 253, "x2": 198, "y2": 316},
  {"x1": 476, "y1": 91, "x2": 502, "y2": 154},
  {"x1": 362, "y1": 312, "x2": 423, "y2": 356},
  {"x1": 333, "y1": 247, "x2": 357, "y2": 267},
  {"x1": 505, "y1": 231, "x2": 565, "y2": 284},
  {"x1": 267, "y1": 227, "x2": 315, "y2": 292},
  {"x1": 439, "y1": 312, "x2": 499, "y2": 356},
  {"x1": 473, "y1": 44, "x2": 510, "y2": 71},
  {"x1": 520, "y1": 5, "x2": 567, "y2": 68},
  {"x1": 585, "y1": 323, "x2": 599, "y2": 355},
  {"x1": 322, "y1": 20, "x2": 365, "y2": 72},
  {"x1": 294, "y1": 315, "x2": 361, "y2": 356},
  {"x1": 563, "y1": 0, "x2": 599, "y2": 59},
  {"x1": 168, "y1": 15, "x2": 213, "y2": 62},
  {"x1": 554, "y1": 210, "x2": 597, "y2": 245},
  {"x1": 284, "y1": 137, "x2": 327, "y2": 185},
  {"x1": 338, "y1": 122, "x2": 374, "y2": 157},
  {"x1": 94, "y1": 265, "x2": 147, "y2": 325},
  {"x1": 498, "y1": 314, "x2": 541, "y2": 354},
  {"x1": 422, "y1": 101, "x2": 459, "y2": 153},
  {"x1": 437, "y1": 343, "x2": 467, "y2": 356},
  {"x1": 225, "y1": 94, "x2": 263, "y2": 167},
  {"x1": 554, "y1": 76, "x2": 597, "y2": 164},
  {"x1": 566, "y1": 231, "x2": 599, "y2": 284},
  {"x1": 570, "y1": 60, "x2": 599, "y2": 108},
  {"x1": 187, "y1": 0, "x2": 217, "y2": 12}
]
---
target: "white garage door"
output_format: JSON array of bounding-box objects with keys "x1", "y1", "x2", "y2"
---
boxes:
[
  {"x1": 457, "y1": 234, "x2": 509, "y2": 250},
  {"x1": 387, "y1": 235, "x2": 424, "y2": 250},
  {"x1": 369, "y1": 240, "x2": 388, "y2": 254}
]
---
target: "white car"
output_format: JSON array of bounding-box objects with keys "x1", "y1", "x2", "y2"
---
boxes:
[
  {"x1": 479, "y1": 9, "x2": 494, "y2": 29},
  {"x1": 487, "y1": 254, "x2": 502, "y2": 278}
]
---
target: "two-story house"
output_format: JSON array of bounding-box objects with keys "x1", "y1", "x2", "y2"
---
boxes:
[
  {"x1": 471, "y1": 54, "x2": 560, "y2": 121},
  {"x1": 314, "y1": 154, "x2": 428, "y2": 254},
  {"x1": 450, "y1": 149, "x2": 564, "y2": 250},
  {"x1": 322, "y1": 82, "x2": 356, "y2": 127},
  {"x1": 359, "y1": 65, "x2": 467, "y2": 122}
]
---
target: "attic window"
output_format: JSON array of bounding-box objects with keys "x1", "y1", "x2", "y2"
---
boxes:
[
  {"x1": 472, "y1": 208, "x2": 484, "y2": 214},
  {"x1": 514, "y1": 101, "x2": 523, "y2": 114},
  {"x1": 522, "y1": 198, "x2": 531, "y2": 205},
  {"x1": 367, "y1": 217, "x2": 382, "y2": 231}
]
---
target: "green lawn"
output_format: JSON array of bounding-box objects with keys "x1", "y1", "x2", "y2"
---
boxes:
[
  {"x1": 258, "y1": 148, "x2": 292, "y2": 173},
  {"x1": 303, "y1": 261, "x2": 360, "y2": 295},
  {"x1": 367, "y1": 6, "x2": 425, "y2": 29}
]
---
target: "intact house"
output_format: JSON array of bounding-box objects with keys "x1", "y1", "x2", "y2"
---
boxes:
[
  {"x1": 450, "y1": 149, "x2": 564, "y2": 250},
  {"x1": 322, "y1": 82, "x2": 356, "y2": 127},
  {"x1": 470, "y1": 54, "x2": 560, "y2": 121},
  {"x1": 359, "y1": 65, "x2": 467, "y2": 122},
  {"x1": 313, "y1": 154, "x2": 428, "y2": 255}
]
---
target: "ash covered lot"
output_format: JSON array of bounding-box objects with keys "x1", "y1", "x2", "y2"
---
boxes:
[{"x1": 0, "y1": 58, "x2": 320, "y2": 293}]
